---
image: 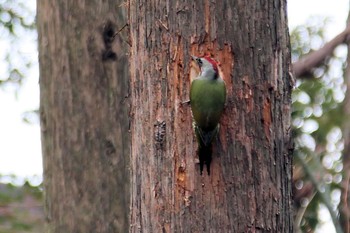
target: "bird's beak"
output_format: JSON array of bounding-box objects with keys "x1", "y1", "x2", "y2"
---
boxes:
[{"x1": 191, "y1": 55, "x2": 198, "y2": 61}]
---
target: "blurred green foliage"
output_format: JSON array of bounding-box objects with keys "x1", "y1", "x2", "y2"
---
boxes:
[
  {"x1": 291, "y1": 17, "x2": 346, "y2": 232},
  {"x1": 0, "y1": 0, "x2": 36, "y2": 89},
  {"x1": 0, "y1": 1, "x2": 44, "y2": 232},
  {"x1": 0, "y1": 176, "x2": 44, "y2": 233}
]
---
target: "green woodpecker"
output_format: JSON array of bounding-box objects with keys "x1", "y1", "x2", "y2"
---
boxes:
[{"x1": 190, "y1": 55, "x2": 226, "y2": 175}]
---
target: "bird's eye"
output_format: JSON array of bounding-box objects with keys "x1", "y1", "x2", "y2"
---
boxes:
[{"x1": 196, "y1": 58, "x2": 203, "y2": 66}]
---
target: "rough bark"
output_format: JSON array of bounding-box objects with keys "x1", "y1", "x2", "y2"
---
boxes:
[
  {"x1": 129, "y1": 1, "x2": 293, "y2": 232},
  {"x1": 37, "y1": 1, "x2": 129, "y2": 232}
]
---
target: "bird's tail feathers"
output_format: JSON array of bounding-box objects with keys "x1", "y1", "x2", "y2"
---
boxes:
[
  {"x1": 193, "y1": 123, "x2": 219, "y2": 175},
  {"x1": 195, "y1": 124, "x2": 219, "y2": 147},
  {"x1": 199, "y1": 144, "x2": 212, "y2": 175}
]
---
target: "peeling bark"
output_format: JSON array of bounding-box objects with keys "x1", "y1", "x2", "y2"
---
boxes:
[
  {"x1": 129, "y1": 0, "x2": 293, "y2": 232},
  {"x1": 37, "y1": 1, "x2": 129, "y2": 232}
]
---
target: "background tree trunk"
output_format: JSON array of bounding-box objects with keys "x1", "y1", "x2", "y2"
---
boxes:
[
  {"x1": 37, "y1": 1, "x2": 129, "y2": 232},
  {"x1": 129, "y1": 0, "x2": 293, "y2": 232}
]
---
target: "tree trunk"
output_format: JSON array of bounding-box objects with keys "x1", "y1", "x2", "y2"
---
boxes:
[
  {"x1": 129, "y1": 0, "x2": 293, "y2": 232},
  {"x1": 37, "y1": 1, "x2": 129, "y2": 232}
]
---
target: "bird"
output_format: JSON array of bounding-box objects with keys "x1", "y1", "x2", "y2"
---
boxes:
[{"x1": 190, "y1": 55, "x2": 226, "y2": 175}]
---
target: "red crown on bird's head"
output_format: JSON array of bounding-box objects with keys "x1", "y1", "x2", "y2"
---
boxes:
[{"x1": 203, "y1": 55, "x2": 219, "y2": 73}]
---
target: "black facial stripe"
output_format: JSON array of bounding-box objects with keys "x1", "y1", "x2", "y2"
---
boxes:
[{"x1": 196, "y1": 58, "x2": 203, "y2": 67}]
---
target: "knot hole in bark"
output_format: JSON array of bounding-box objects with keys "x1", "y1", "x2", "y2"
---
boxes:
[
  {"x1": 102, "y1": 20, "x2": 117, "y2": 61},
  {"x1": 104, "y1": 139, "x2": 116, "y2": 156}
]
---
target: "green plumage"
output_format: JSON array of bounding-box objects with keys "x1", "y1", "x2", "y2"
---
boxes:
[{"x1": 190, "y1": 77, "x2": 226, "y2": 174}]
